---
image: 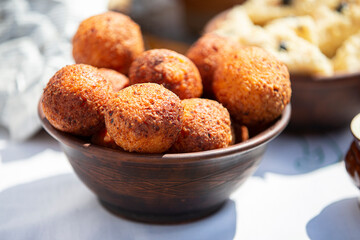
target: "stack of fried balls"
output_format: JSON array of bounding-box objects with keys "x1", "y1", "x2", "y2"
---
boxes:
[{"x1": 41, "y1": 11, "x2": 291, "y2": 154}]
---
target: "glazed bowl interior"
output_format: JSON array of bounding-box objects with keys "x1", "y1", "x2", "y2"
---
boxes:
[{"x1": 38, "y1": 100, "x2": 290, "y2": 223}]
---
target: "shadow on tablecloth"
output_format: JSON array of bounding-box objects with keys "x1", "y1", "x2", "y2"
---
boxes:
[
  {"x1": 254, "y1": 128, "x2": 352, "y2": 177},
  {"x1": 0, "y1": 129, "x2": 61, "y2": 163},
  {"x1": 0, "y1": 173, "x2": 236, "y2": 240},
  {"x1": 306, "y1": 197, "x2": 360, "y2": 240}
]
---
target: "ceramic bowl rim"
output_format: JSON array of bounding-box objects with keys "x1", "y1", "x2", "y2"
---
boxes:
[{"x1": 38, "y1": 99, "x2": 291, "y2": 164}]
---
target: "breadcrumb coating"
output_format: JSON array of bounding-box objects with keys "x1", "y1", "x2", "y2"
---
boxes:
[
  {"x1": 42, "y1": 64, "x2": 113, "y2": 136},
  {"x1": 129, "y1": 49, "x2": 202, "y2": 99},
  {"x1": 73, "y1": 11, "x2": 144, "y2": 75},
  {"x1": 186, "y1": 33, "x2": 241, "y2": 97},
  {"x1": 98, "y1": 68, "x2": 129, "y2": 92},
  {"x1": 213, "y1": 46, "x2": 291, "y2": 126},
  {"x1": 105, "y1": 83, "x2": 183, "y2": 153},
  {"x1": 170, "y1": 98, "x2": 232, "y2": 153}
]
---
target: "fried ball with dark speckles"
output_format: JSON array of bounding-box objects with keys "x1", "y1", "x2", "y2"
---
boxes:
[
  {"x1": 213, "y1": 46, "x2": 291, "y2": 127},
  {"x1": 42, "y1": 64, "x2": 113, "y2": 136},
  {"x1": 186, "y1": 33, "x2": 241, "y2": 98},
  {"x1": 98, "y1": 68, "x2": 129, "y2": 92},
  {"x1": 72, "y1": 11, "x2": 144, "y2": 75},
  {"x1": 128, "y1": 49, "x2": 203, "y2": 99},
  {"x1": 170, "y1": 98, "x2": 232, "y2": 153},
  {"x1": 105, "y1": 83, "x2": 183, "y2": 153}
]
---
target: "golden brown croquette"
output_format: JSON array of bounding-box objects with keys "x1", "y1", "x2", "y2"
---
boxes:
[
  {"x1": 213, "y1": 46, "x2": 291, "y2": 126},
  {"x1": 128, "y1": 49, "x2": 203, "y2": 99},
  {"x1": 105, "y1": 83, "x2": 183, "y2": 153},
  {"x1": 42, "y1": 64, "x2": 113, "y2": 136},
  {"x1": 170, "y1": 98, "x2": 232, "y2": 153},
  {"x1": 98, "y1": 68, "x2": 129, "y2": 92},
  {"x1": 72, "y1": 11, "x2": 144, "y2": 75},
  {"x1": 186, "y1": 33, "x2": 241, "y2": 97}
]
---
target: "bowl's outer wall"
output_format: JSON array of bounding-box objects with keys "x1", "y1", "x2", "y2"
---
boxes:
[
  {"x1": 345, "y1": 141, "x2": 360, "y2": 189},
  {"x1": 62, "y1": 143, "x2": 266, "y2": 215},
  {"x1": 290, "y1": 75, "x2": 360, "y2": 130}
]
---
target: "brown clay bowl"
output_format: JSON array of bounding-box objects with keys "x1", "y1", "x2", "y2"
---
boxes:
[
  {"x1": 289, "y1": 73, "x2": 360, "y2": 130},
  {"x1": 205, "y1": 10, "x2": 360, "y2": 130},
  {"x1": 38, "y1": 101, "x2": 290, "y2": 223},
  {"x1": 181, "y1": 0, "x2": 245, "y2": 36},
  {"x1": 345, "y1": 113, "x2": 360, "y2": 190}
]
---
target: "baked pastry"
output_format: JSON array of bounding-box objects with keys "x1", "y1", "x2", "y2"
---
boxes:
[
  {"x1": 332, "y1": 30, "x2": 360, "y2": 73},
  {"x1": 264, "y1": 19, "x2": 333, "y2": 76}
]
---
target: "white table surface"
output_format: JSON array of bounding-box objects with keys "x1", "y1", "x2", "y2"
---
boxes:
[{"x1": 1, "y1": 126, "x2": 359, "y2": 240}]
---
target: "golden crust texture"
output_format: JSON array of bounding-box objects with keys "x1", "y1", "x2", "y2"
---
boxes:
[
  {"x1": 213, "y1": 46, "x2": 291, "y2": 126},
  {"x1": 98, "y1": 68, "x2": 129, "y2": 92},
  {"x1": 128, "y1": 49, "x2": 203, "y2": 99},
  {"x1": 72, "y1": 11, "x2": 144, "y2": 75},
  {"x1": 186, "y1": 33, "x2": 240, "y2": 97},
  {"x1": 170, "y1": 98, "x2": 232, "y2": 153},
  {"x1": 105, "y1": 83, "x2": 183, "y2": 153},
  {"x1": 42, "y1": 64, "x2": 113, "y2": 136}
]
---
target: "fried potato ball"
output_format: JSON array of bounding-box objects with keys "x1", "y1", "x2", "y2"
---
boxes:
[
  {"x1": 186, "y1": 33, "x2": 241, "y2": 97},
  {"x1": 128, "y1": 49, "x2": 202, "y2": 99},
  {"x1": 72, "y1": 11, "x2": 144, "y2": 75},
  {"x1": 91, "y1": 128, "x2": 120, "y2": 149},
  {"x1": 105, "y1": 83, "x2": 183, "y2": 153},
  {"x1": 170, "y1": 98, "x2": 232, "y2": 153},
  {"x1": 213, "y1": 46, "x2": 291, "y2": 126},
  {"x1": 42, "y1": 64, "x2": 113, "y2": 136},
  {"x1": 98, "y1": 68, "x2": 129, "y2": 92}
]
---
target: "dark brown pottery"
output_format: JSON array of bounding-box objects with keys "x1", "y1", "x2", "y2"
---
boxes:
[
  {"x1": 182, "y1": 0, "x2": 245, "y2": 37},
  {"x1": 345, "y1": 114, "x2": 360, "y2": 190},
  {"x1": 38, "y1": 101, "x2": 290, "y2": 223},
  {"x1": 289, "y1": 74, "x2": 360, "y2": 131},
  {"x1": 203, "y1": 8, "x2": 231, "y2": 34}
]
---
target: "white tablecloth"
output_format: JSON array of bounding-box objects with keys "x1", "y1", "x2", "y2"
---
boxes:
[{"x1": 1, "y1": 126, "x2": 359, "y2": 240}]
